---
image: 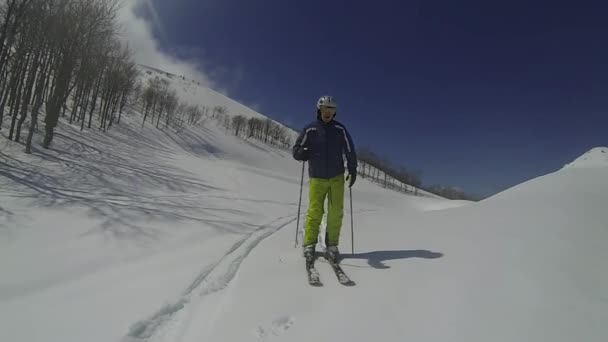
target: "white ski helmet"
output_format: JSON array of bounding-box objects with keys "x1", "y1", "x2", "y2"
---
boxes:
[{"x1": 316, "y1": 95, "x2": 337, "y2": 109}]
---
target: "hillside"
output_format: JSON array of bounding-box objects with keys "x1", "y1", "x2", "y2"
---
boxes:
[
  {"x1": 138, "y1": 64, "x2": 286, "y2": 122},
  {"x1": 0, "y1": 70, "x2": 470, "y2": 341},
  {"x1": 1, "y1": 3, "x2": 605, "y2": 341},
  {"x1": 1, "y1": 88, "x2": 606, "y2": 341},
  {"x1": 135, "y1": 64, "x2": 444, "y2": 199}
]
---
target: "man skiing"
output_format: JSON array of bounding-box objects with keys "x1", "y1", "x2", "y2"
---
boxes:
[{"x1": 293, "y1": 95, "x2": 358, "y2": 265}]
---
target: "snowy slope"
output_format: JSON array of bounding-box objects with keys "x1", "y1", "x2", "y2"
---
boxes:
[
  {"x1": 138, "y1": 64, "x2": 275, "y2": 122},
  {"x1": 126, "y1": 146, "x2": 607, "y2": 342},
  {"x1": 136, "y1": 64, "x2": 443, "y2": 199},
  {"x1": 137, "y1": 64, "x2": 304, "y2": 156},
  {"x1": 563, "y1": 146, "x2": 608, "y2": 169},
  {"x1": 0, "y1": 80, "x2": 459, "y2": 342},
  {"x1": 0, "y1": 114, "x2": 295, "y2": 342},
  {"x1": 1, "y1": 67, "x2": 606, "y2": 341}
]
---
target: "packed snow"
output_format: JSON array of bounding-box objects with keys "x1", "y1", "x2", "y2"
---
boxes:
[{"x1": 1, "y1": 70, "x2": 606, "y2": 342}]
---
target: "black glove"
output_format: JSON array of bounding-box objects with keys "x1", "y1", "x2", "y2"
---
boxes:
[
  {"x1": 293, "y1": 146, "x2": 309, "y2": 161},
  {"x1": 347, "y1": 173, "x2": 356, "y2": 187}
]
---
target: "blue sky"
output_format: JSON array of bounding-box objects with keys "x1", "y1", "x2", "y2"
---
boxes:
[{"x1": 139, "y1": 0, "x2": 607, "y2": 197}]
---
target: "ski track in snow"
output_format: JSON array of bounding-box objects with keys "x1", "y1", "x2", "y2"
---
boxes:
[{"x1": 122, "y1": 214, "x2": 298, "y2": 342}]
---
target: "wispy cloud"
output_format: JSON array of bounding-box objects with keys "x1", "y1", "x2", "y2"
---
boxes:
[
  {"x1": 140, "y1": 0, "x2": 168, "y2": 44},
  {"x1": 117, "y1": 0, "x2": 215, "y2": 88}
]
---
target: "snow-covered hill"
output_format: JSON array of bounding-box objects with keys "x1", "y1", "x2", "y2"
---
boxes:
[
  {"x1": 136, "y1": 64, "x2": 303, "y2": 157},
  {"x1": 132, "y1": 146, "x2": 608, "y2": 342},
  {"x1": 563, "y1": 146, "x2": 608, "y2": 169},
  {"x1": 1, "y1": 70, "x2": 606, "y2": 342},
  {"x1": 135, "y1": 64, "x2": 437, "y2": 198},
  {"x1": 138, "y1": 64, "x2": 277, "y2": 122}
]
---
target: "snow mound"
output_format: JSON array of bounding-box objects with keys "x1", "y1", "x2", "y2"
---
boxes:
[
  {"x1": 563, "y1": 147, "x2": 608, "y2": 169},
  {"x1": 411, "y1": 198, "x2": 473, "y2": 212},
  {"x1": 196, "y1": 157, "x2": 608, "y2": 342}
]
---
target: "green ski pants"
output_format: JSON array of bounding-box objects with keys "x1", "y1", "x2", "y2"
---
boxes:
[{"x1": 303, "y1": 174, "x2": 345, "y2": 247}]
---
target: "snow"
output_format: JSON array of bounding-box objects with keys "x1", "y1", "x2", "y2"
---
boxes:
[
  {"x1": 138, "y1": 65, "x2": 278, "y2": 122},
  {"x1": 1, "y1": 74, "x2": 607, "y2": 341},
  {"x1": 563, "y1": 146, "x2": 608, "y2": 169},
  {"x1": 174, "y1": 164, "x2": 608, "y2": 342}
]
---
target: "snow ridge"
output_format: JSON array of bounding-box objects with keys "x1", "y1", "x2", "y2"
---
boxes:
[{"x1": 563, "y1": 147, "x2": 608, "y2": 169}]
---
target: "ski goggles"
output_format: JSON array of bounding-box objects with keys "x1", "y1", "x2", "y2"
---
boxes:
[{"x1": 320, "y1": 106, "x2": 337, "y2": 114}]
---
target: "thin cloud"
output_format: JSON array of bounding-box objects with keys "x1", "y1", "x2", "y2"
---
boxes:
[
  {"x1": 117, "y1": 0, "x2": 215, "y2": 88},
  {"x1": 140, "y1": 0, "x2": 168, "y2": 44}
]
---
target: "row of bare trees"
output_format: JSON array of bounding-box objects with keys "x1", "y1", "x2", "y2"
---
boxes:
[
  {"x1": 358, "y1": 147, "x2": 480, "y2": 200},
  {"x1": 0, "y1": 1, "x2": 476, "y2": 201},
  {"x1": 0, "y1": 0, "x2": 139, "y2": 153},
  {"x1": 137, "y1": 76, "x2": 209, "y2": 131},
  {"x1": 358, "y1": 148, "x2": 423, "y2": 188},
  {"x1": 225, "y1": 115, "x2": 291, "y2": 149},
  {"x1": 140, "y1": 77, "x2": 177, "y2": 129}
]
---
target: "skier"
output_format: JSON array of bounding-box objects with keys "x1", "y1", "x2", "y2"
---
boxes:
[{"x1": 292, "y1": 95, "x2": 358, "y2": 264}]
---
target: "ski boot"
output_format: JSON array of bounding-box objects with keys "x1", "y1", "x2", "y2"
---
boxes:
[
  {"x1": 325, "y1": 245, "x2": 340, "y2": 264},
  {"x1": 303, "y1": 244, "x2": 316, "y2": 262},
  {"x1": 303, "y1": 244, "x2": 322, "y2": 286}
]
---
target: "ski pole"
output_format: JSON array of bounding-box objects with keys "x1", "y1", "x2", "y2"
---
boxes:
[
  {"x1": 295, "y1": 161, "x2": 305, "y2": 248},
  {"x1": 350, "y1": 186, "x2": 354, "y2": 255}
]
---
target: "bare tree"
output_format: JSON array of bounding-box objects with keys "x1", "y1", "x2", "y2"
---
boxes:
[
  {"x1": 116, "y1": 63, "x2": 139, "y2": 125},
  {"x1": 40, "y1": 0, "x2": 122, "y2": 147},
  {"x1": 246, "y1": 117, "x2": 264, "y2": 139},
  {"x1": 0, "y1": 0, "x2": 35, "y2": 100},
  {"x1": 141, "y1": 77, "x2": 163, "y2": 127},
  {"x1": 232, "y1": 115, "x2": 246, "y2": 136},
  {"x1": 221, "y1": 112, "x2": 231, "y2": 131},
  {"x1": 0, "y1": 0, "x2": 142, "y2": 152},
  {"x1": 263, "y1": 118, "x2": 273, "y2": 143},
  {"x1": 163, "y1": 90, "x2": 178, "y2": 128}
]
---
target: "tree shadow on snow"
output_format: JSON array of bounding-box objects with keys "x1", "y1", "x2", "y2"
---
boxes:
[
  {"x1": 341, "y1": 250, "x2": 444, "y2": 269},
  {"x1": 0, "y1": 119, "x2": 262, "y2": 241},
  {"x1": 158, "y1": 126, "x2": 224, "y2": 158}
]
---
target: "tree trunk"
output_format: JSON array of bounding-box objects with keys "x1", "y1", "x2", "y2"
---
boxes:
[
  {"x1": 117, "y1": 93, "x2": 127, "y2": 125},
  {"x1": 16, "y1": 49, "x2": 42, "y2": 143},
  {"x1": 0, "y1": 1, "x2": 17, "y2": 66},
  {"x1": 31, "y1": 53, "x2": 50, "y2": 108},
  {"x1": 25, "y1": 50, "x2": 49, "y2": 153},
  {"x1": 25, "y1": 106, "x2": 38, "y2": 154},
  {"x1": 100, "y1": 89, "x2": 115, "y2": 131},
  {"x1": 44, "y1": 55, "x2": 74, "y2": 149},
  {"x1": 0, "y1": 1, "x2": 21, "y2": 84},
  {"x1": 70, "y1": 81, "x2": 83, "y2": 124},
  {"x1": 88, "y1": 76, "x2": 102, "y2": 129},
  {"x1": 80, "y1": 85, "x2": 92, "y2": 131},
  {"x1": 98, "y1": 85, "x2": 108, "y2": 125},
  {"x1": 9, "y1": 51, "x2": 30, "y2": 140},
  {"x1": 1, "y1": 45, "x2": 26, "y2": 127},
  {"x1": 0, "y1": 75, "x2": 13, "y2": 128},
  {"x1": 142, "y1": 105, "x2": 149, "y2": 128},
  {"x1": 107, "y1": 96, "x2": 119, "y2": 129}
]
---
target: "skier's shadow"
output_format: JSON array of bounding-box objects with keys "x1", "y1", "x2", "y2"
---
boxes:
[{"x1": 339, "y1": 250, "x2": 444, "y2": 269}]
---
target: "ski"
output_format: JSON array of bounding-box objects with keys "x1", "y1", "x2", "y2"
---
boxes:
[
  {"x1": 325, "y1": 256, "x2": 356, "y2": 286},
  {"x1": 306, "y1": 259, "x2": 323, "y2": 287}
]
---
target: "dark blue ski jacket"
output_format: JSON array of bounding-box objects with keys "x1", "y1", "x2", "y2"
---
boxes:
[{"x1": 293, "y1": 118, "x2": 357, "y2": 179}]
